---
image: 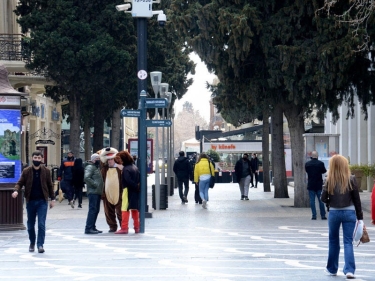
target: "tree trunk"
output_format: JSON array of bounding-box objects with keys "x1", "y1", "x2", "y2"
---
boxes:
[
  {"x1": 271, "y1": 104, "x2": 289, "y2": 198},
  {"x1": 111, "y1": 108, "x2": 121, "y2": 150},
  {"x1": 262, "y1": 110, "x2": 271, "y2": 192},
  {"x1": 93, "y1": 94, "x2": 105, "y2": 152},
  {"x1": 68, "y1": 94, "x2": 81, "y2": 156},
  {"x1": 283, "y1": 103, "x2": 308, "y2": 207},
  {"x1": 83, "y1": 119, "x2": 91, "y2": 160}
]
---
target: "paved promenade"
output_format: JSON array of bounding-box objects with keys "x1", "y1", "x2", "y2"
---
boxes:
[{"x1": 0, "y1": 177, "x2": 374, "y2": 281}]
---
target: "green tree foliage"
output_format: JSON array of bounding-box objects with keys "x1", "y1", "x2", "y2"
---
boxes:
[
  {"x1": 15, "y1": 0, "x2": 137, "y2": 154},
  {"x1": 206, "y1": 149, "x2": 220, "y2": 162},
  {"x1": 15, "y1": 0, "x2": 195, "y2": 153}
]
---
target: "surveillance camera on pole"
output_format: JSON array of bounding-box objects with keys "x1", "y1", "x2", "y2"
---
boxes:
[
  {"x1": 116, "y1": 3, "x2": 131, "y2": 12},
  {"x1": 157, "y1": 13, "x2": 166, "y2": 27},
  {"x1": 116, "y1": 0, "x2": 167, "y2": 26}
]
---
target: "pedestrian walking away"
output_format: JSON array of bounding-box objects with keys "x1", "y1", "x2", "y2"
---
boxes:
[
  {"x1": 250, "y1": 153, "x2": 260, "y2": 188},
  {"x1": 173, "y1": 151, "x2": 191, "y2": 204},
  {"x1": 194, "y1": 153, "x2": 215, "y2": 209},
  {"x1": 305, "y1": 151, "x2": 327, "y2": 220},
  {"x1": 115, "y1": 151, "x2": 141, "y2": 234},
  {"x1": 321, "y1": 154, "x2": 363, "y2": 279},
  {"x1": 84, "y1": 153, "x2": 104, "y2": 234},
  {"x1": 234, "y1": 153, "x2": 252, "y2": 200},
  {"x1": 58, "y1": 151, "x2": 75, "y2": 208},
  {"x1": 12, "y1": 150, "x2": 56, "y2": 253},
  {"x1": 72, "y1": 158, "x2": 85, "y2": 208},
  {"x1": 372, "y1": 184, "x2": 375, "y2": 225}
]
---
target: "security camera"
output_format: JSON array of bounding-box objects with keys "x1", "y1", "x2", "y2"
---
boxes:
[
  {"x1": 157, "y1": 13, "x2": 166, "y2": 27},
  {"x1": 116, "y1": 3, "x2": 131, "y2": 12}
]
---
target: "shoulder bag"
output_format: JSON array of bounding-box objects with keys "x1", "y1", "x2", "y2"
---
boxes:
[{"x1": 208, "y1": 161, "x2": 215, "y2": 188}]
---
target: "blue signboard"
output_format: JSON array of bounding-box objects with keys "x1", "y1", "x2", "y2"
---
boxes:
[{"x1": 0, "y1": 109, "x2": 21, "y2": 183}]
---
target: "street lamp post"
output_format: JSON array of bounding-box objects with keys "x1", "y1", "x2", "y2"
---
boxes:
[
  {"x1": 165, "y1": 92, "x2": 173, "y2": 195},
  {"x1": 150, "y1": 72, "x2": 169, "y2": 210},
  {"x1": 171, "y1": 109, "x2": 175, "y2": 189},
  {"x1": 116, "y1": 0, "x2": 166, "y2": 233},
  {"x1": 159, "y1": 83, "x2": 169, "y2": 186}
]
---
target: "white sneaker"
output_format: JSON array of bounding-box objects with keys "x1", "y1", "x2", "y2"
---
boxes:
[
  {"x1": 346, "y1": 272, "x2": 355, "y2": 279},
  {"x1": 202, "y1": 200, "x2": 207, "y2": 209},
  {"x1": 324, "y1": 269, "x2": 337, "y2": 276}
]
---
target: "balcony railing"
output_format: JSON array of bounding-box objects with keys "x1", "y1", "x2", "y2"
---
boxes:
[
  {"x1": 0, "y1": 34, "x2": 25, "y2": 61},
  {"x1": 0, "y1": 34, "x2": 49, "y2": 77}
]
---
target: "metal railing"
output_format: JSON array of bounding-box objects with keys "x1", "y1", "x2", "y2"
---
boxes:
[
  {"x1": 0, "y1": 34, "x2": 24, "y2": 61},
  {"x1": 0, "y1": 34, "x2": 49, "y2": 77}
]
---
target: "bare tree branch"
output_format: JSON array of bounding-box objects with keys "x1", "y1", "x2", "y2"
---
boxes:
[{"x1": 318, "y1": 0, "x2": 375, "y2": 51}]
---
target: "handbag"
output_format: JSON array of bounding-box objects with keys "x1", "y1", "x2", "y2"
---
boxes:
[
  {"x1": 360, "y1": 225, "x2": 370, "y2": 244},
  {"x1": 208, "y1": 161, "x2": 215, "y2": 188}
]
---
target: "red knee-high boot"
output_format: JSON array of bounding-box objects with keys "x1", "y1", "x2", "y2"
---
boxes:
[
  {"x1": 131, "y1": 209, "x2": 140, "y2": 233},
  {"x1": 115, "y1": 211, "x2": 129, "y2": 234}
]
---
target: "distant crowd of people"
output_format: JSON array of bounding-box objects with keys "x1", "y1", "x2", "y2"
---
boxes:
[{"x1": 172, "y1": 151, "x2": 260, "y2": 208}]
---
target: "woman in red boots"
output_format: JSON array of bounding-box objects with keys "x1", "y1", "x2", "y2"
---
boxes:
[{"x1": 115, "y1": 151, "x2": 140, "y2": 234}]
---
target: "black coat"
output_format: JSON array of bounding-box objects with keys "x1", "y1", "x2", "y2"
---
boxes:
[
  {"x1": 72, "y1": 158, "x2": 85, "y2": 189},
  {"x1": 250, "y1": 157, "x2": 260, "y2": 172},
  {"x1": 305, "y1": 158, "x2": 327, "y2": 191},
  {"x1": 122, "y1": 164, "x2": 140, "y2": 210},
  {"x1": 234, "y1": 158, "x2": 252, "y2": 181},
  {"x1": 173, "y1": 156, "x2": 191, "y2": 180}
]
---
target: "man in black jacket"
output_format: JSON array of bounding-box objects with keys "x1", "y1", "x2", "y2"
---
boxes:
[
  {"x1": 12, "y1": 151, "x2": 55, "y2": 253},
  {"x1": 173, "y1": 151, "x2": 191, "y2": 204},
  {"x1": 305, "y1": 151, "x2": 327, "y2": 220},
  {"x1": 234, "y1": 153, "x2": 252, "y2": 200}
]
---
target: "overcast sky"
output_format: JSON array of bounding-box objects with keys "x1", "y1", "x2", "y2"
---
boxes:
[{"x1": 174, "y1": 53, "x2": 217, "y2": 122}]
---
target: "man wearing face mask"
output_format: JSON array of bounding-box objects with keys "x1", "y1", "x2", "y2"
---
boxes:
[
  {"x1": 84, "y1": 153, "x2": 104, "y2": 234},
  {"x1": 12, "y1": 151, "x2": 55, "y2": 253},
  {"x1": 57, "y1": 151, "x2": 75, "y2": 208},
  {"x1": 234, "y1": 153, "x2": 253, "y2": 200}
]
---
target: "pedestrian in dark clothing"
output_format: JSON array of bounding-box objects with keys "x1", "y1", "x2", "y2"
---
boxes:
[
  {"x1": 58, "y1": 151, "x2": 75, "y2": 208},
  {"x1": 234, "y1": 153, "x2": 252, "y2": 200},
  {"x1": 84, "y1": 153, "x2": 104, "y2": 234},
  {"x1": 250, "y1": 153, "x2": 260, "y2": 188},
  {"x1": 189, "y1": 154, "x2": 202, "y2": 204},
  {"x1": 72, "y1": 158, "x2": 85, "y2": 208},
  {"x1": 12, "y1": 150, "x2": 55, "y2": 253},
  {"x1": 305, "y1": 151, "x2": 327, "y2": 220},
  {"x1": 173, "y1": 151, "x2": 191, "y2": 204}
]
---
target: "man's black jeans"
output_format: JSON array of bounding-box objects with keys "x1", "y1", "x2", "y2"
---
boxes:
[{"x1": 177, "y1": 177, "x2": 189, "y2": 201}]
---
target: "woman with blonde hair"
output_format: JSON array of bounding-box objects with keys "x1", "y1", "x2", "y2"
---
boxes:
[
  {"x1": 321, "y1": 154, "x2": 363, "y2": 279},
  {"x1": 194, "y1": 153, "x2": 215, "y2": 209}
]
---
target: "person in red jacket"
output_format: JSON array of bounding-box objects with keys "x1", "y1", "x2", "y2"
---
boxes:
[{"x1": 372, "y1": 185, "x2": 375, "y2": 225}]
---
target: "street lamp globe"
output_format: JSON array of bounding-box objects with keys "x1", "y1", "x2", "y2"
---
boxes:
[
  {"x1": 150, "y1": 71, "x2": 162, "y2": 95},
  {"x1": 159, "y1": 83, "x2": 169, "y2": 98},
  {"x1": 166, "y1": 92, "x2": 172, "y2": 107}
]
